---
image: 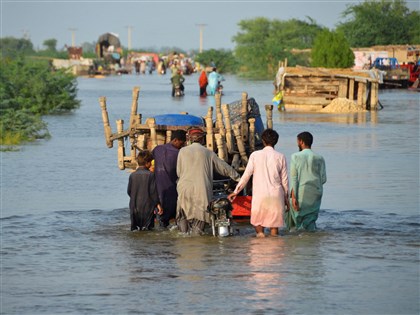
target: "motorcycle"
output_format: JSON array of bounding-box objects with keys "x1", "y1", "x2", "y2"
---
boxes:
[
  {"x1": 207, "y1": 179, "x2": 235, "y2": 237},
  {"x1": 174, "y1": 84, "x2": 184, "y2": 97}
]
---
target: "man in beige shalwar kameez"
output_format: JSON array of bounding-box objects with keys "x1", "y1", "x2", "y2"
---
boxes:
[{"x1": 176, "y1": 128, "x2": 240, "y2": 234}]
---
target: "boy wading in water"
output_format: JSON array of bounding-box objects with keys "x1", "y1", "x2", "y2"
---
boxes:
[{"x1": 127, "y1": 150, "x2": 163, "y2": 231}]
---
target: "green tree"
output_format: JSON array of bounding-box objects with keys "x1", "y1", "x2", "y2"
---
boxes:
[
  {"x1": 0, "y1": 56, "x2": 80, "y2": 145},
  {"x1": 195, "y1": 49, "x2": 239, "y2": 73},
  {"x1": 81, "y1": 41, "x2": 97, "y2": 58},
  {"x1": 0, "y1": 37, "x2": 34, "y2": 58},
  {"x1": 406, "y1": 10, "x2": 420, "y2": 44},
  {"x1": 311, "y1": 29, "x2": 355, "y2": 68},
  {"x1": 233, "y1": 17, "x2": 323, "y2": 78},
  {"x1": 43, "y1": 38, "x2": 57, "y2": 52},
  {"x1": 337, "y1": 0, "x2": 420, "y2": 47}
]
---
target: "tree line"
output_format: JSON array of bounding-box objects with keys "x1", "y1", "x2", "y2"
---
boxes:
[{"x1": 198, "y1": 0, "x2": 419, "y2": 78}]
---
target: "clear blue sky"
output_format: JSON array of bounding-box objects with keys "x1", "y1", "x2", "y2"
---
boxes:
[{"x1": 1, "y1": 0, "x2": 419, "y2": 52}]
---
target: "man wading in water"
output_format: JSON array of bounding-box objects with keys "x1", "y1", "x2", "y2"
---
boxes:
[
  {"x1": 286, "y1": 131, "x2": 327, "y2": 231},
  {"x1": 175, "y1": 128, "x2": 240, "y2": 235}
]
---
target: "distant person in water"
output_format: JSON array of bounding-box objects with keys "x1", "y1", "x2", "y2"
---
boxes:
[
  {"x1": 198, "y1": 70, "x2": 208, "y2": 96},
  {"x1": 286, "y1": 131, "x2": 327, "y2": 231},
  {"x1": 152, "y1": 130, "x2": 186, "y2": 228},
  {"x1": 171, "y1": 70, "x2": 185, "y2": 96},
  {"x1": 127, "y1": 150, "x2": 163, "y2": 231},
  {"x1": 206, "y1": 67, "x2": 224, "y2": 96}
]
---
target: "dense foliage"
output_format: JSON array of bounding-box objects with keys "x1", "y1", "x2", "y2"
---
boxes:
[
  {"x1": 194, "y1": 49, "x2": 239, "y2": 73},
  {"x1": 0, "y1": 57, "x2": 80, "y2": 145},
  {"x1": 0, "y1": 37, "x2": 34, "y2": 58},
  {"x1": 232, "y1": 17, "x2": 323, "y2": 78},
  {"x1": 311, "y1": 30, "x2": 355, "y2": 68},
  {"x1": 337, "y1": 0, "x2": 420, "y2": 46}
]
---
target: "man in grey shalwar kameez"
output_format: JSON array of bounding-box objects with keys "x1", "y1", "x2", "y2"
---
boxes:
[{"x1": 176, "y1": 128, "x2": 240, "y2": 234}]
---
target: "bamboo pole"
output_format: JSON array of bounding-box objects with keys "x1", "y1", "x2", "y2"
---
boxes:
[
  {"x1": 128, "y1": 89, "x2": 140, "y2": 162},
  {"x1": 166, "y1": 130, "x2": 172, "y2": 143},
  {"x1": 349, "y1": 79, "x2": 355, "y2": 101},
  {"x1": 241, "y1": 92, "x2": 249, "y2": 143},
  {"x1": 370, "y1": 82, "x2": 378, "y2": 110},
  {"x1": 362, "y1": 83, "x2": 367, "y2": 109},
  {"x1": 116, "y1": 119, "x2": 126, "y2": 170},
  {"x1": 205, "y1": 107, "x2": 214, "y2": 151},
  {"x1": 357, "y1": 82, "x2": 363, "y2": 107},
  {"x1": 147, "y1": 118, "x2": 158, "y2": 150},
  {"x1": 215, "y1": 134, "x2": 227, "y2": 161},
  {"x1": 136, "y1": 134, "x2": 146, "y2": 151},
  {"x1": 265, "y1": 104, "x2": 273, "y2": 129},
  {"x1": 221, "y1": 104, "x2": 234, "y2": 153},
  {"x1": 129, "y1": 87, "x2": 140, "y2": 129},
  {"x1": 99, "y1": 96, "x2": 113, "y2": 148},
  {"x1": 233, "y1": 124, "x2": 248, "y2": 166},
  {"x1": 338, "y1": 80, "x2": 348, "y2": 98},
  {"x1": 129, "y1": 135, "x2": 136, "y2": 164},
  {"x1": 248, "y1": 118, "x2": 256, "y2": 153},
  {"x1": 215, "y1": 101, "x2": 225, "y2": 137},
  {"x1": 215, "y1": 93, "x2": 222, "y2": 113}
]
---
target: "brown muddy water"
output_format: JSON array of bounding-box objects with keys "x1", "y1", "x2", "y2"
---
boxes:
[{"x1": 1, "y1": 73, "x2": 419, "y2": 314}]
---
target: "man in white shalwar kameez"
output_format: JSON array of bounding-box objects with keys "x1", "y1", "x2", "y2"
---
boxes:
[
  {"x1": 228, "y1": 129, "x2": 289, "y2": 237},
  {"x1": 176, "y1": 128, "x2": 240, "y2": 234}
]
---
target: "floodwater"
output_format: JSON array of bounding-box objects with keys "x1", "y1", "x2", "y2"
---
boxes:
[{"x1": 1, "y1": 73, "x2": 419, "y2": 314}]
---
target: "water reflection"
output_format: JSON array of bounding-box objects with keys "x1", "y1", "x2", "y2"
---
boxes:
[
  {"x1": 174, "y1": 237, "x2": 209, "y2": 281},
  {"x1": 245, "y1": 237, "x2": 286, "y2": 307}
]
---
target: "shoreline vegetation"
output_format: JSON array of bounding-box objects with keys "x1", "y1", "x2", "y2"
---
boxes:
[{"x1": 0, "y1": 56, "x2": 80, "y2": 149}]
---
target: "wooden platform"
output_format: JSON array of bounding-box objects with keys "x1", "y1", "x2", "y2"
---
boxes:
[{"x1": 276, "y1": 65, "x2": 381, "y2": 111}]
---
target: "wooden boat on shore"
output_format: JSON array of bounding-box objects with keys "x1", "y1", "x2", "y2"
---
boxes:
[{"x1": 99, "y1": 87, "x2": 274, "y2": 218}]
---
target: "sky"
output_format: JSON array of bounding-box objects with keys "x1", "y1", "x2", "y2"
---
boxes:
[{"x1": 1, "y1": 0, "x2": 419, "y2": 52}]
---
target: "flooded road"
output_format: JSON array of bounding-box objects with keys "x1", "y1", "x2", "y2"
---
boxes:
[{"x1": 2, "y1": 73, "x2": 419, "y2": 314}]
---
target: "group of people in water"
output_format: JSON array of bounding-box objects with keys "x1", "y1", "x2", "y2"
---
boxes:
[
  {"x1": 127, "y1": 128, "x2": 327, "y2": 237},
  {"x1": 169, "y1": 63, "x2": 225, "y2": 97}
]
